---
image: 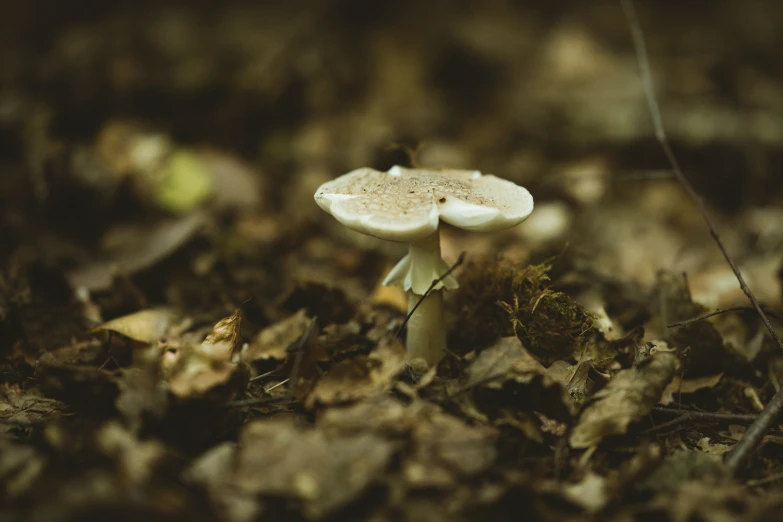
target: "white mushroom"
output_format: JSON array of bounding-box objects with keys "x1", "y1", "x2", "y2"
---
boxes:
[{"x1": 314, "y1": 165, "x2": 534, "y2": 365}]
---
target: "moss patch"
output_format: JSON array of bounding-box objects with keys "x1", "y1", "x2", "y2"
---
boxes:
[{"x1": 449, "y1": 256, "x2": 593, "y2": 363}]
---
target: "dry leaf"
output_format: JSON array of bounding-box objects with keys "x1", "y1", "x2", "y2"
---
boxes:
[
  {"x1": 166, "y1": 311, "x2": 243, "y2": 398},
  {"x1": 183, "y1": 443, "x2": 259, "y2": 522},
  {"x1": 404, "y1": 405, "x2": 497, "y2": 488},
  {"x1": 201, "y1": 309, "x2": 242, "y2": 360},
  {"x1": 659, "y1": 373, "x2": 724, "y2": 405},
  {"x1": 0, "y1": 384, "x2": 63, "y2": 433},
  {"x1": 67, "y1": 212, "x2": 206, "y2": 290},
  {"x1": 461, "y1": 336, "x2": 546, "y2": 391},
  {"x1": 166, "y1": 346, "x2": 238, "y2": 398},
  {"x1": 305, "y1": 336, "x2": 407, "y2": 407},
  {"x1": 570, "y1": 343, "x2": 678, "y2": 448},
  {"x1": 94, "y1": 308, "x2": 179, "y2": 344},
  {"x1": 235, "y1": 417, "x2": 394, "y2": 519},
  {"x1": 97, "y1": 421, "x2": 165, "y2": 484},
  {"x1": 0, "y1": 440, "x2": 45, "y2": 499},
  {"x1": 318, "y1": 396, "x2": 422, "y2": 435},
  {"x1": 243, "y1": 309, "x2": 310, "y2": 362},
  {"x1": 561, "y1": 472, "x2": 609, "y2": 514}
]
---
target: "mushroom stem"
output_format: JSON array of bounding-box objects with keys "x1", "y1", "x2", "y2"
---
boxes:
[
  {"x1": 405, "y1": 231, "x2": 448, "y2": 365},
  {"x1": 406, "y1": 289, "x2": 446, "y2": 366}
]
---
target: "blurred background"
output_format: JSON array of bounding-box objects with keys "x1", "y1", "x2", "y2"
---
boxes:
[{"x1": 1, "y1": 0, "x2": 782, "y2": 320}]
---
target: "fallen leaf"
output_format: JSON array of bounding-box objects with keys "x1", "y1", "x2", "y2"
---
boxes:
[
  {"x1": 0, "y1": 439, "x2": 45, "y2": 499},
  {"x1": 167, "y1": 346, "x2": 238, "y2": 399},
  {"x1": 561, "y1": 472, "x2": 609, "y2": 514},
  {"x1": 67, "y1": 212, "x2": 206, "y2": 290},
  {"x1": 659, "y1": 373, "x2": 724, "y2": 405},
  {"x1": 243, "y1": 309, "x2": 310, "y2": 362},
  {"x1": 97, "y1": 421, "x2": 165, "y2": 484},
  {"x1": 201, "y1": 309, "x2": 242, "y2": 360},
  {"x1": 318, "y1": 396, "x2": 422, "y2": 435},
  {"x1": 235, "y1": 417, "x2": 395, "y2": 519},
  {"x1": 115, "y1": 365, "x2": 168, "y2": 431},
  {"x1": 166, "y1": 312, "x2": 244, "y2": 399},
  {"x1": 460, "y1": 336, "x2": 546, "y2": 391},
  {"x1": 305, "y1": 336, "x2": 407, "y2": 407},
  {"x1": 404, "y1": 405, "x2": 497, "y2": 488},
  {"x1": 94, "y1": 308, "x2": 179, "y2": 344},
  {"x1": 184, "y1": 443, "x2": 260, "y2": 522},
  {"x1": 697, "y1": 437, "x2": 734, "y2": 456},
  {"x1": 570, "y1": 342, "x2": 678, "y2": 449},
  {"x1": 641, "y1": 449, "x2": 723, "y2": 493},
  {"x1": 0, "y1": 384, "x2": 63, "y2": 434}
]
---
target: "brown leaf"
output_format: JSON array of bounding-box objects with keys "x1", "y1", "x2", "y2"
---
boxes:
[
  {"x1": 166, "y1": 312, "x2": 243, "y2": 399},
  {"x1": 243, "y1": 309, "x2": 310, "y2": 362},
  {"x1": 318, "y1": 396, "x2": 419, "y2": 435},
  {"x1": 235, "y1": 417, "x2": 395, "y2": 519},
  {"x1": 184, "y1": 443, "x2": 260, "y2": 522},
  {"x1": 0, "y1": 439, "x2": 45, "y2": 499},
  {"x1": 461, "y1": 336, "x2": 546, "y2": 391},
  {"x1": 66, "y1": 212, "x2": 206, "y2": 291},
  {"x1": 201, "y1": 309, "x2": 242, "y2": 360},
  {"x1": 404, "y1": 405, "x2": 498, "y2": 489},
  {"x1": 35, "y1": 340, "x2": 118, "y2": 399},
  {"x1": 97, "y1": 421, "x2": 165, "y2": 485},
  {"x1": 659, "y1": 373, "x2": 724, "y2": 405},
  {"x1": 560, "y1": 472, "x2": 610, "y2": 514},
  {"x1": 94, "y1": 308, "x2": 179, "y2": 344},
  {"x1": 167, "y1": 348, "x2": 238, "y2": 399},
  {"x1": 115, "y1": 365, "x2": 168, "y2": 430},
  {"x1": 570, "y1": 342, "x2": 679, "y2": 449},
  {"x1": 0, "y1": 384, "x2": 63, "y2": 433},
  {"x1": 305, "y1": 336, "x2": 407, "y2": 407},
  {"x1": 546, "y1": 360, "x2": 593, "y2": 410}
]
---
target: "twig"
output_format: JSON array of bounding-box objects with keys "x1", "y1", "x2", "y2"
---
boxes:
[
  {"x1": 653, "y1": 406, "x2": 759, "y2": 421},
  {"x1": 645, "y1": 407, "x2": 760, "y2": 435},
  {"x1": 396, "y1": 252, "x2": 466, "y2": 337},
  {"x1": 224, "y1": 396, "x2": 296, "y2": 407},
  {"x1": 249, "y1": 369, "x2": 277, "y2": 382},
  {"x1": 621, "y1": 0, "x2": 783, "y2": 475},
  {"x1": 668, "y1": 306, "x2": 755, "y2": 328},
  {"x1": 746, "y1": 470, "x2": 783, "y2": 487},
  {"x1": 669, "y1": 306, "x2": 781, "y2": 328}
]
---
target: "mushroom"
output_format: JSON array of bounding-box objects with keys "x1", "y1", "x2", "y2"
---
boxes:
[{"x1": 314, "y1": 165, "x2": 534, "y2": 366}]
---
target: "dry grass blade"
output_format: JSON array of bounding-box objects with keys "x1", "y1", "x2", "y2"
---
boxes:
[{"x1": 621, "y1": 0, "x2": 783, "y2": 474}]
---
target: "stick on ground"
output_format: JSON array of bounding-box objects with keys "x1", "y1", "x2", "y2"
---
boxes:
[{"x1": 621, "y1": 0, "x2": 783, "y2": 475}]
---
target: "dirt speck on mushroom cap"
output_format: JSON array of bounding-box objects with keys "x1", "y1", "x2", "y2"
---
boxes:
[{"x1": 314, "y1": 166, "x2": 534, "y2": 242}]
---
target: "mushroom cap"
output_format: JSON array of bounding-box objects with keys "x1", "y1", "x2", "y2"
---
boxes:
[{"x1": 314, "y1": 166, "x2": 534, "y2": 242}]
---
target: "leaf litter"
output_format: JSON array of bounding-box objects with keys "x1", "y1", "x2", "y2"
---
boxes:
[{"x1": 1, "y1": 2, "x2": 783, "y2": 521}]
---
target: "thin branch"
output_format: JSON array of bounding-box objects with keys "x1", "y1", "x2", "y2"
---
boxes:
[
  {"x1": 668, "y1": 306, "x2": 756, "y2": 328},
  {"x1": 264, "y1": 378, "x2": 290, "y2": 393},
  {"x1": 396, "y1": 252, "x2": 466, "y2": 337},
  {"x1": 621, "y1": 0, "x2": 783, "y2": 475},
  {"x1": 653, "y1": 406, "x2": 759, "y2": 421},
  {"x1": 645, "y1": 406, "x2": 760, "y2": 435},
  {"x1": 224, "y1": 396, "x2": 295, "y2": 408}
]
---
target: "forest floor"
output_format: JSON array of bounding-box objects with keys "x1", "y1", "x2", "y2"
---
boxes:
[{"x1": 2, "y1": 1, "x2": 783, "y2": 521}]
